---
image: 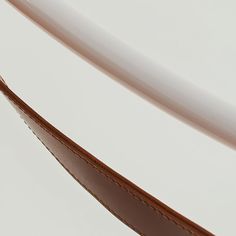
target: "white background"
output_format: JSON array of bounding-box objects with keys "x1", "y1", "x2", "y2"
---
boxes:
[{"x1": 1, "y1": 0, "x2": 236, "y2": 235}]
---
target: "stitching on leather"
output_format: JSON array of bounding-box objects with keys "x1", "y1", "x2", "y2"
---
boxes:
[
  {"x1": 9, "y1": 96, "x2": 195, "y2": 236},
  {"x1": 23, "y1": 121, "x2": 144, "y2": 236},
  {"x1": 7, "y1": 95, "x2": 196, "y2": 236}
]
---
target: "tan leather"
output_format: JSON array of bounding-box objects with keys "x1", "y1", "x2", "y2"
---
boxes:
[{"x1": 0, "y1": 78, "x2": 213, "y2": 236}]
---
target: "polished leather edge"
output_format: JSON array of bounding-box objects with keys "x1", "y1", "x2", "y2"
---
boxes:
[{"x1": 0, "y1": 79, "x2": 213, "y2": 236}]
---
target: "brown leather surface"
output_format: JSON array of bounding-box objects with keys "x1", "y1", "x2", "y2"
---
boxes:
[{"x1": 0, "y1": 79, "x2": 213, "y2": 236}]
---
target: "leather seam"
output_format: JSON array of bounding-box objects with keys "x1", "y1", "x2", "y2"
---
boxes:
[
  {"x1": 7, "y1": 94, "x2": 195, "y2": 236},
  {"x1": 23, "y1": 121, "x2": 145, "y2": 235}
]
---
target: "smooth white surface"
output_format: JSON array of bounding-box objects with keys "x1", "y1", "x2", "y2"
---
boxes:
[
  {"x1": 7, "y1": 0, "x2": 236, "y2": 149},
  {"x1": 1, "y1": 1, "x2": 236, "y2": 235}
]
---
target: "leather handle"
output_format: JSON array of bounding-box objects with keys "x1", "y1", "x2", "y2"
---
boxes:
[{"x1": 0, "y1": 79, "x2": 213, "y2": 236}]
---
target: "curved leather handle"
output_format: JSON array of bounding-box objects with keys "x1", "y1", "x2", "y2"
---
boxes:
[{"x1": 0, "y1": 79, "x2": 213, "y2": 236}]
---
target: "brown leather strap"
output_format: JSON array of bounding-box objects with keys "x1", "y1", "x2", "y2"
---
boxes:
[{"x1": 0, "y1": 78, "x2": 213, "y2": 236}]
